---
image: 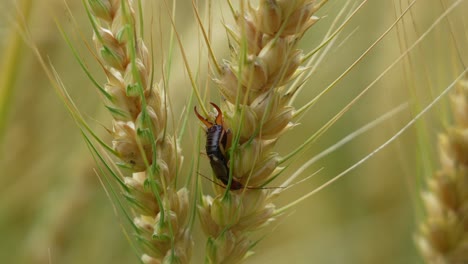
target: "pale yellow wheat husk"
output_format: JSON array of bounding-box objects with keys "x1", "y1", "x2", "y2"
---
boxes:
[
  {"x1": 417, "y1": 78, "x2": 468, "y2": 264},
  {"x1": 88, "y1": 0, "x2": 192, "y2": 263},
  {"x1": 197, "y1": 1, "x2": 326, "y2": 263}
]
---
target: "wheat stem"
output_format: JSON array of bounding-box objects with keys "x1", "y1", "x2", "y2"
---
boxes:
[{"x1": 0, "y1": 0, "x2": 33, "y2": 146}]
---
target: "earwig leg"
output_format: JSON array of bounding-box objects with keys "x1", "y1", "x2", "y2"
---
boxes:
[
  {"x1": 194, "y1": 106, "x2": 213, "y2": 128},
  {"x1": 210, "y1": 102, "x2": 223, "y2": 125}
]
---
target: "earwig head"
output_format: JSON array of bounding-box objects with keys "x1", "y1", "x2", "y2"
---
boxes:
[{"x1": 194, "y1": 103, "x2": 224, "y2": 128}]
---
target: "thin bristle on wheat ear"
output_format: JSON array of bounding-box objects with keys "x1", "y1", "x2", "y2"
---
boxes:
[
  {"x1": 197, "y1": 0, "x2": 326, "y2": 262},
  {"x1": 87, "y1": 0, "x2": 192, "y2": 263},
  {"x1": 416, "y1": 79, "x2": 468, "y2": 264}
]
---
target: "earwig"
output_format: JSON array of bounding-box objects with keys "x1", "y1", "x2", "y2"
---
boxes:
[{"x1": 194, "y1": 103, "x2": 243, "y2": 190}]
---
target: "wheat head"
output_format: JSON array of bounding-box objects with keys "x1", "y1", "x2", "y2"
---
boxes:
[
  {"x1": 417, "y1": 79, "x2": 468, "y2": 264},
  {"x1": 87, "y1": 0, "x2": 192, "y2": 263},
  {"x1": 197, "y1": 1, "x2": 326, "y2": 263}
]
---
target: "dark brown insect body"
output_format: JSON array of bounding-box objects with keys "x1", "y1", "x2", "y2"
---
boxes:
[{"x1": 195, "y1": 103, "x2": 243, "y2": 190}]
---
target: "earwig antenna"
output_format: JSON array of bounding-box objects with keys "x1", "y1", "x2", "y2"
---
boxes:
[
  {"x1": 197, "y1": 171, "x2": 288, "y2": 190},
  {"x1": 197, "y1": 171, "x2": 228, "y2": 189}
]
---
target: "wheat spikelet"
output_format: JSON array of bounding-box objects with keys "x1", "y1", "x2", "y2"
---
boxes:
[
  {"x1": 87, "y1": 1, "x2": 192, "y2": 262},
  {"x1": 197, "y1": 0, "x2": 326, "y2": 262},
  {"x1": 417, "y1": 79, "x2": 468, "y2": 264}
]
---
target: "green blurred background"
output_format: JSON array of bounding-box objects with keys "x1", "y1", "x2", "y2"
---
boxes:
[{"x1": 1, "y1": 0, "x2": 466, "y2": 263}]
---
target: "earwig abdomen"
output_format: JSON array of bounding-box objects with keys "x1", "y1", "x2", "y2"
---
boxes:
[{"x1": 205, "y1": 125, "x2": 226, "y2": 158}]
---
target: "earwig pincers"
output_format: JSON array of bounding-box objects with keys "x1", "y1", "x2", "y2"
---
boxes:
[{"x1": 194, "y1": 103, "x2": 243, "y2": 190}]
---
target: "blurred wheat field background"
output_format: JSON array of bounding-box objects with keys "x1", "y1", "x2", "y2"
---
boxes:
[{"x1": 0, "y1": 0, "x2": 467, "y2": 263}]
